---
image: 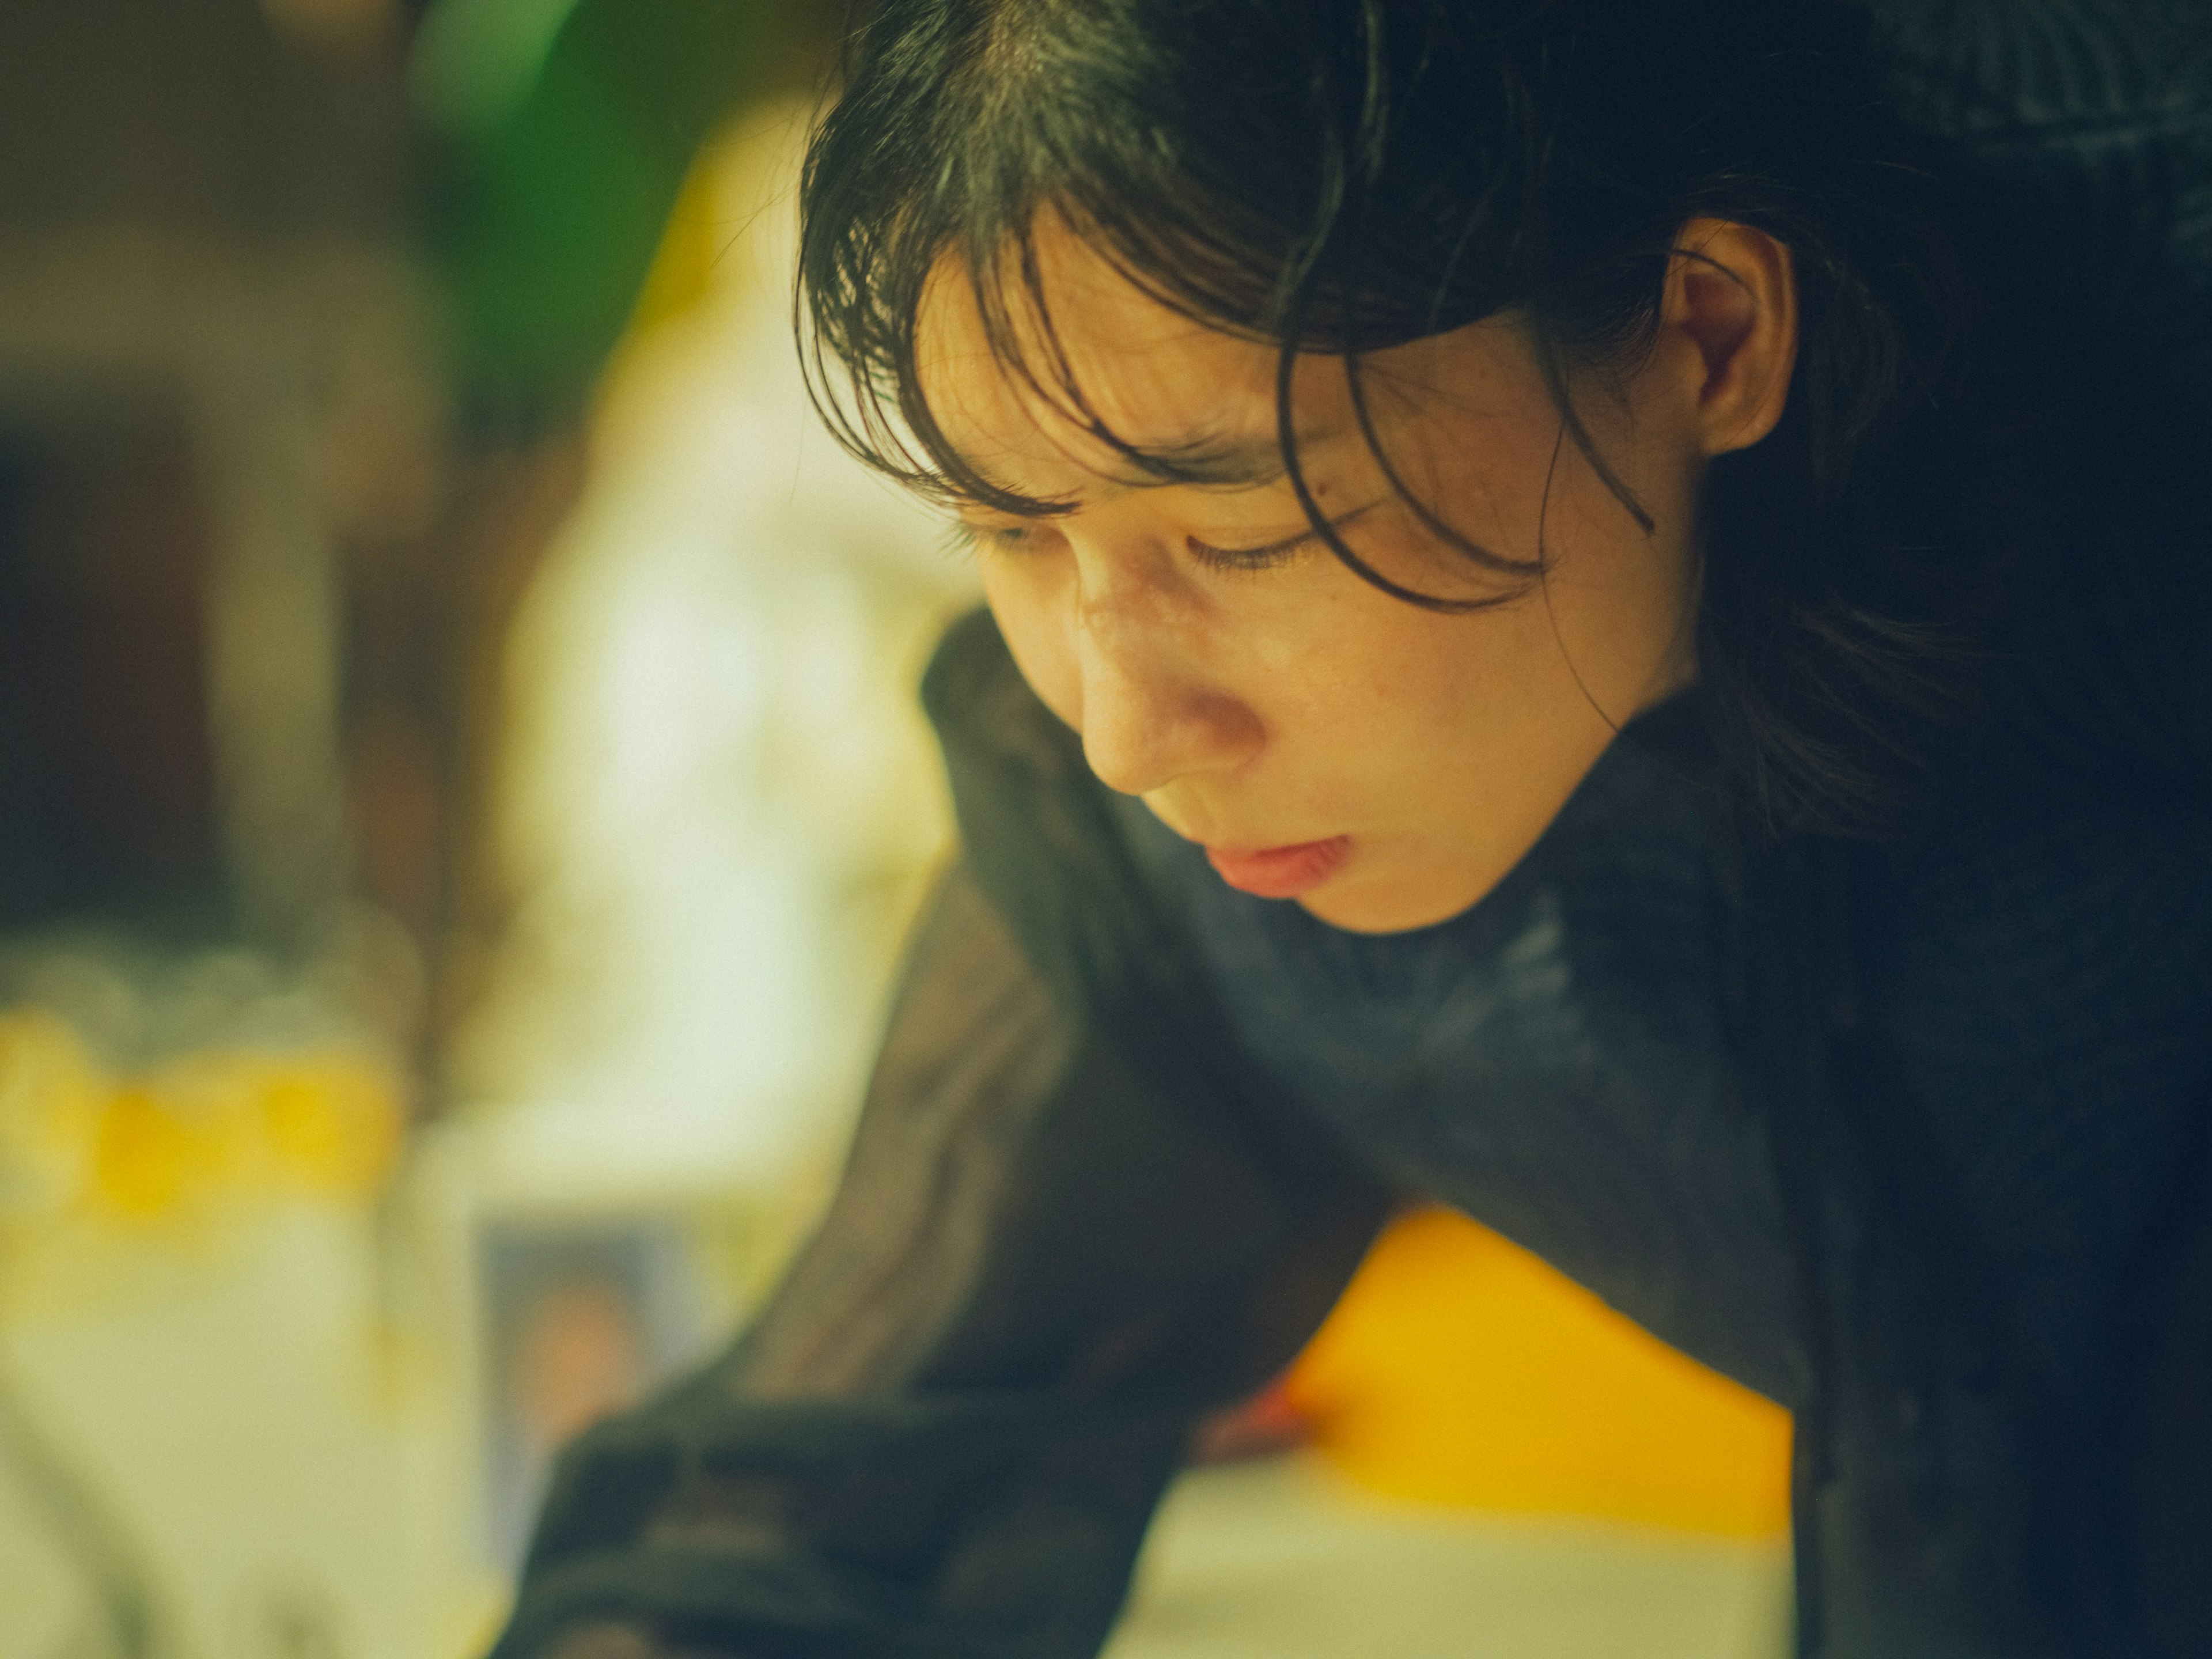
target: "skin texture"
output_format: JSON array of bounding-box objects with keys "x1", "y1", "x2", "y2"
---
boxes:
[{"x1": 916, "y1": 217, "x2": 1798, "y2": 933}]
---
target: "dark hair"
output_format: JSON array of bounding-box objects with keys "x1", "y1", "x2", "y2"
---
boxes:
[{"x1": 797, "y1": 0, "x2": 1984, "y2": 835}]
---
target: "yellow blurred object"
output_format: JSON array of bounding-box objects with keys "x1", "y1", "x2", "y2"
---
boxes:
[
  {"x1": 258, "y1": 1059, "x2": 404, "y2": 1198},
  {"x1": 143, "y1": 1050, "x2": 403, "y2": 1208},
  {"x1": 0, "y1": 1008, "x2": 105, "y2": 1219},
  {"x1": 603, "y1": 148, "x2": 732, "y2": 382},
  {"x1": 0, "y1": 1008, "x2": 402, "y2": 1229},
  {"x1": 91, "y1": 1085, "x2": 202, "y2": 1219},
  {"x1": 1285, "y1": 1206, "x2": 1793, "y2": 1537}
]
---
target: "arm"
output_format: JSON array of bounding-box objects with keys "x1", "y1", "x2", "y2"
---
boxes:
[{"x1": 490, "y1": 859, "x2": 1388, "y2": 1659}]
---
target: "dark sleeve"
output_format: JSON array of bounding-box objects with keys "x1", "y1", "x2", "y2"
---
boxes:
[{"x1": 486, "y1": 619, "x2": 1389, "y2": 1659}]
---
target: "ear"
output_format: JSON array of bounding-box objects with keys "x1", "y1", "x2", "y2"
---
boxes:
[{"x1": 1661, "y1": 218, "x2": 1798, "y2": 457}]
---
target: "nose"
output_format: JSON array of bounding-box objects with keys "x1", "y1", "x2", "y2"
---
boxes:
[{"x1": 1070, "y1": 559, "x2": 1263, "y2": 797}]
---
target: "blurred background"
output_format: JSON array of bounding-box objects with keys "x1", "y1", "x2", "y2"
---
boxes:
[{"x1": 0, "y1": 4, "x2": 1791, "y2": 1656}]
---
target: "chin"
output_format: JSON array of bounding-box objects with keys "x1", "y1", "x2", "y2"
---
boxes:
[{"x1": 1296, "y1": 874, "x2": 1482, "y2": 936}]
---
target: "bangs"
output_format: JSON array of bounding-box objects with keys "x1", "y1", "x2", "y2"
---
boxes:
[
  {"x1": 905, "y1": 210, "x2": 1337, "y2": 518},
  {"x1": 795, "y1": 0, "x2": 1533, "y2": 520},
  {"x1": 800, "y1": 144, "x2": 1335, "y2": 520}
]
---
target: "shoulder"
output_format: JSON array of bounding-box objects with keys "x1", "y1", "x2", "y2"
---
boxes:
[
  {"x1": 1866, "y1": 0, "x2": 2212, "y2": 150},
  {"x1": 1853, "y1": 2, "x2": 2212, "y2": 786},
  {"x1": 919, "y1": 607, "x2": 1237, "y2": 1032},
  {"x1": 921, "y1": 606, "x2": 1113, "y2": 859},
  {"x1": 1866, "y1": 0, "x2": 2211, "y2": 347}
]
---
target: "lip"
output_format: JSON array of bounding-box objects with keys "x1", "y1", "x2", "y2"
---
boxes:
[{"x1": 1203, "y1": 835, "x2": 1353, "y2": 899}]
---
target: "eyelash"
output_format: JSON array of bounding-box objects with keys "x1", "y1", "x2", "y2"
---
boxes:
[
  {"x1": 950, "y1": 519, "x2": 1343, "y2": 573},
  {"x1": 1184, "y1": 528, "x2": 1319, "y2": 574}
]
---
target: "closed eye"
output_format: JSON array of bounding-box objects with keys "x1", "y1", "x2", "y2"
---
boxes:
[
  {"x1": 1187, "y1": 504, "x2": 1376, "y2": 574},
  {"x1": 944, "y1": 503, "x2": 1375, "y2": 568},
  {"x1": 942, "y1": 520, "x2": 1048, "y2": 557},
  {"x1": 1185, "y1": 527, "x2": 1317, "y2": 573}
]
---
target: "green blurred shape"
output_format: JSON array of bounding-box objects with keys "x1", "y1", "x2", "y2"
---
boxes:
[{"x1": 416, "y1": 0, "x2": 804, "y2": 422}]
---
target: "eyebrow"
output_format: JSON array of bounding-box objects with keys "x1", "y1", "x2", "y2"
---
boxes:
[
  {"x1": 961, "y1": 422, "x2": 1351, "y2": 513},
  {"x1": 1099, "y1": 423, "x2": 1350, "y2": 492}
]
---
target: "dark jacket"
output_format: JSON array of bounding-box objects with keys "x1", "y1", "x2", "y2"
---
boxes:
[{"x1": 487, "y1": 3, "x2": 2212, "y2": 1654}]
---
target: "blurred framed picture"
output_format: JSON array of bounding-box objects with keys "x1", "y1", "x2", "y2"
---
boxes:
[{"x1": 477, "y1": 1212, "x2": 703, "y2": 1568}]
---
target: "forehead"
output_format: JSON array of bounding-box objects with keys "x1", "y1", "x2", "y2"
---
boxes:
[{"x1": 912, "y1": 219, "x2": 1296, "y2": 495}]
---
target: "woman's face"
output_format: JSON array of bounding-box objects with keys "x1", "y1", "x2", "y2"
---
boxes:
[{"x1": 916, "y1": 218, "x2": 1793, "y2": 933}]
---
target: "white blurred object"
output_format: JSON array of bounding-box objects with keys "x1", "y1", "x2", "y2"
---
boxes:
[
  {"x1": 451, "y1": 101, "x2": 976, "y2": 1209},
  {"x1": 1111, "y1": 1457, "x2": 1792, "y2": 1659},
  {"x1": 0, "y1": 1198, "x2": 498, "y2": 1659}
]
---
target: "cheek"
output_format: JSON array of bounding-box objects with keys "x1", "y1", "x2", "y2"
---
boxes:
[
  {"x1": 1322, "y1": 596, "x2": 1568, "y2": 786},
  {"x1": 979, "y1": 556, "x2": 1082, "y2": 727}
]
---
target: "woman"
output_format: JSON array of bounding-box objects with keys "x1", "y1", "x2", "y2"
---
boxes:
[{"x1": 491, "y1": 2, "x2": 2212, "y2": 1655}]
